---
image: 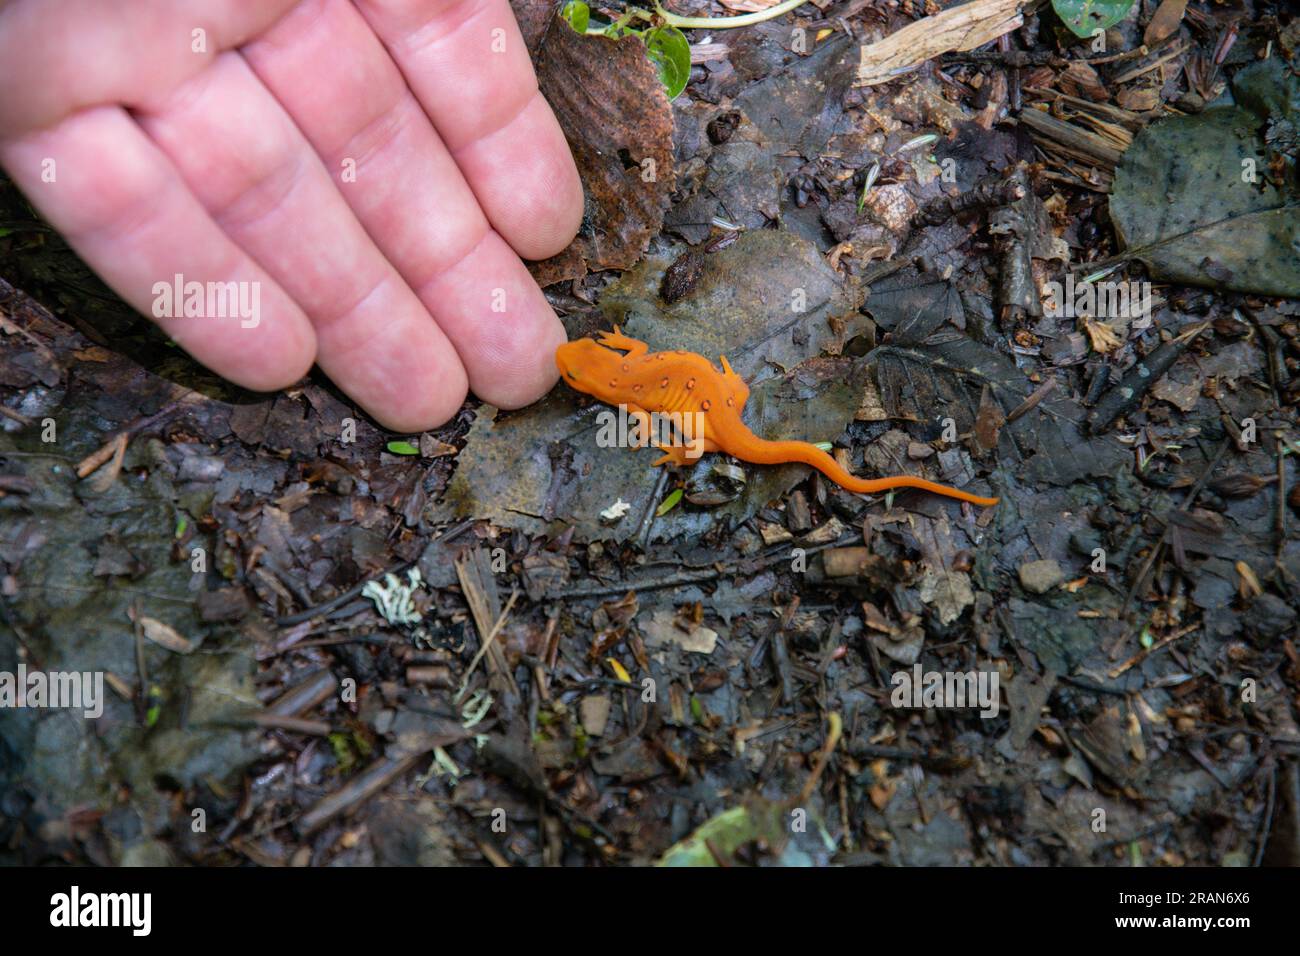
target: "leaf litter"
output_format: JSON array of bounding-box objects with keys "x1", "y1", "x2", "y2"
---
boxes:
[{"x1": 3, "y1": 5, "x2": 1300, "y2": 869}]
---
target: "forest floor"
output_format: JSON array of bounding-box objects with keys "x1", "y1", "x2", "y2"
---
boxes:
[{"x1": 2, "y1": 0, "x2": 1299, "y2": 866}]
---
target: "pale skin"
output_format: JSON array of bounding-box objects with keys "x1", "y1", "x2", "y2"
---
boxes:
[{"x1": 0, "y1": 0, "x2": 585, "y2": 432}]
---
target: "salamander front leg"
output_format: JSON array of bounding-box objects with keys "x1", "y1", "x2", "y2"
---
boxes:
[{"x1": 597, "y1": 326, "x2": 650, "y2": 358}]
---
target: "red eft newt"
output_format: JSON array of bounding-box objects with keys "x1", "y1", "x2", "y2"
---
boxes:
[{"x1": 555, "y1": 329, "x2": 999, "y2": 508}]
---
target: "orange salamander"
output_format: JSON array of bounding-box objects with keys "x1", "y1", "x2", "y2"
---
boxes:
[{"x1": 555, "y1": 329, "x2": 998, "y2": 508}]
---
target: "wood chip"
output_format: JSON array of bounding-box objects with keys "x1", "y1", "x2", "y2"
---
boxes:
[
  {"x1": 856, "y1": 0, "x2": 1025, "y2": 87},
  {"x1": 137, "y1": 616, "x2": 195, "y2": 654}
]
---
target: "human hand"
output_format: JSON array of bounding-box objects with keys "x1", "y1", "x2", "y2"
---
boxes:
[{"x1": 0, "y1": 0, "x2": 583, "y2": 431}]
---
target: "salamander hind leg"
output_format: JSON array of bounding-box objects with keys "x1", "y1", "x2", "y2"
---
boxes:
[
  {"x1": 650, "y1": 443, "x2": 693, "y2": 468},
  {"x1": 650, "y1": 437, "x2": 718, "y2": 468},
  {"x1": 718, "y1": 354, "x2": 750, "y2": 403}
]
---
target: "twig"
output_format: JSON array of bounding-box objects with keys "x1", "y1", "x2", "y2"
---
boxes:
[
  {"x1": 275, "y1": 559, "x2": 412, "y2": 627},
  {"x1": 455, "y1": 549, "x2": 520, "y2": 698},
  {"x1": 771, "y1": 597, "x2": 800, "y2": 705},
  {"x1": 556, "y1": 530, "x2": 861, "y2": 599},
  {"x1": 1016, "y1": 108, "x2": 1124, "y2": 166},
  {"x1": 1276, "y1": 430, "x2": 1288, "y2": 568},
  {"x1": 1253, "y1": 759, "x2": 1277, "y2": 867},
  {"x1": 132, "y1": 599, "x2": 148, "y2": 726},
  {"x1": 1110, "y1": 43, "x2": 1187, "y2": 86},
  {"x1": 1122, "y1": 437, "x2": 1231, "y2": 620},
  {"x1": 75, "y1": 399, "x2": 188, "y2": 479},
  {"x1": 1087, "y1": 322, "x2": 1210, "y2": 433},
  {"x1": 1057, "y1": 673, "x2": 1132, "y2": 697},
  {"x1": 635, "y1": 466, "x2": 672, "y2": 551},
  {"x1": 1107, "y1": 623, "x2": 1198, "y2": 679},
  {"x1": 798, "y1": 712, "x2": 843, "y2": 805},
  {"x1": 1004, "y1": 376, "x2": 1057, "y2": 424},
  {"x1": 0, "y1": 403, "x2": 34, "y2": 426},
  {"x1": 1236, "y1": 305, "x2": 1283, "y2": 408},
  {"x1": 455, "y1": 589, "x2": 519, "y2": 703},
  {"x1": 297, "y1": 753, "x2": 424, "y2": 835},
  {"x1": 252, "y1": 714, "x2": 331, "y2": 736},
  {"x1": 591, "y1": 0, "x2": 814, "y2": 33}
]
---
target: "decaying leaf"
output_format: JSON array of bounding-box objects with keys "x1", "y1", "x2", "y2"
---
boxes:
[
  {"x1": 440, "y1": 230, "x2": 868, "y2": 541},
  {"x1": 137, "y1": 616, "x2": 196, "y2": 654},
  {"x1": 866, "y1": 269, "x2": 1127, "y2": 487},
  {"x1": 1144, "y1": 0, "x2": 1189, "y2": 46},
  {"x1": 1109, "y1": 59, "x2": 1300, "y2": 297},
  {"x1": 527, "y1": 12, "x2": 677, "y2": 286}
]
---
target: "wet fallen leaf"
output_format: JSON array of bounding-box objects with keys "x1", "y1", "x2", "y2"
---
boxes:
[
  {"x1": 867, "y1": 270, "x2": 1126, "y2": 487},
  {"x1": 1110, "y1": 59, "x2": 1300, "y2": 297},
  {"x1": 441, "y1": 230, "x2": 867, "y2": 541}
]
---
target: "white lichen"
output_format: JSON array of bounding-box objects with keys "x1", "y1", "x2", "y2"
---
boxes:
[
  {"x1": 361, "y1": 568, "x2": 424, "y2": 625},
  {"x1": 461, "y1": 689, "x2": 493, "y2": 730},
  {"x1": 600, "y1": 498, "x2": 632, "y2": 522}
]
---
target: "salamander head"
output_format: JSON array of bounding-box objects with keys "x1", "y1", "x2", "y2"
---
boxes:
[{"x1": 555, "y1": 337, "x2": 617, "y2": 398}]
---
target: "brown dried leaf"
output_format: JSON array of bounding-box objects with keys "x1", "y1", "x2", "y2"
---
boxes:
[
  {"x1": 1236, "y1": 560, "x2": 1263, "y2": 599},
  {"x1": 1083, "y1": 317, "x2": 1123, "y2": 353},
  {"x1": 641, "y1": 608, "x2": 718, "y2": 655},
  {"x1": 138, "y1": 616, "x2": 196, "y2": 654},
  {"x1": 1144, "y1": 0, "x2": 1189, "y2": 46},
  {"x1": 973, "y1": 384, "x2": 1005, "y2": 456},
  {"x1": 508, "y1": 0, "x2": 554, "y2": 57},
  {"x1": 1059, "y1": 61, "x2": 1107, "y2": 102},
  {"x1": 528, "y1": 14, "x2": 676, "y2": 286}
]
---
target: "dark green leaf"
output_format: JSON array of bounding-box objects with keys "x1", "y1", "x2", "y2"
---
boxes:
[
  {"x1": 1051, "y1": 0, "x2": 1134, "y2": 38},
  {"x1": 1109, "y1": 59, "x2": 1300, "y2": 297}
]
